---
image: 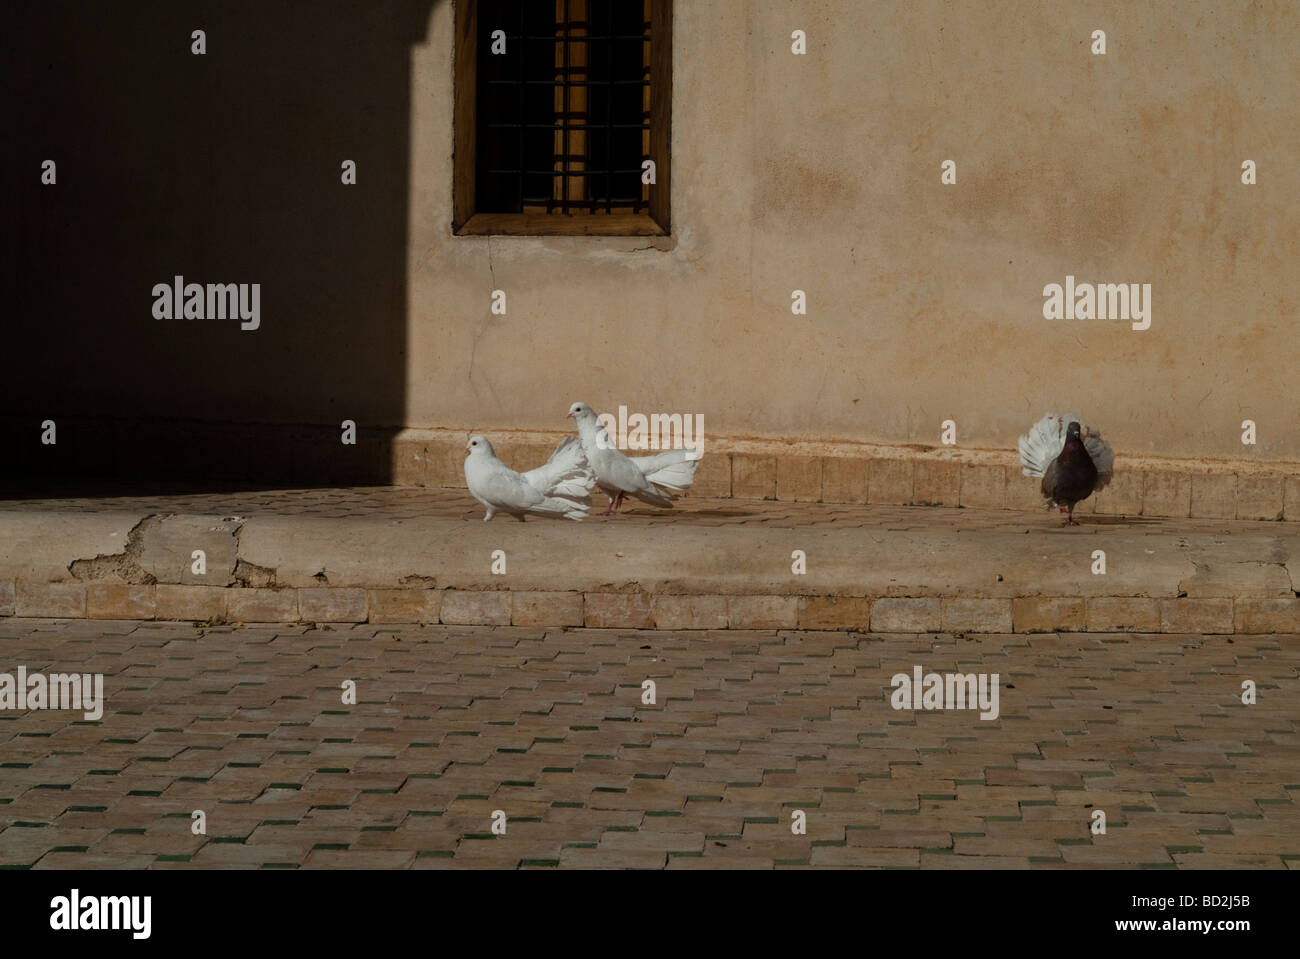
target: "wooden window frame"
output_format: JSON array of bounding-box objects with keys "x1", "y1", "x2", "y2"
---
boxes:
[{"x1": 453, "y1": 0, "x2": 671, "y2": 236}]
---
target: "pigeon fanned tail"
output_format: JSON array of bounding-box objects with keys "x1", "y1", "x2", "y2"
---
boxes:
[
  {"x1": 1082, "y1": 430, "x2": 1115, "y2": 490},
  {"x1": 526, "y1": 492, "x2": 590, "y2": 520},
  {"x1": 633, "y1": 449, "x2": 699, "y2": 494},
  {"x1": 627, "y1": 488, "x2": 675, "y2": 507},
  {"x1": 1018, "y1": 413, "x2": 1068, "y2": 478},
  {"x1": 522, "y1": 435, "x2": 596, "y2": 502}
]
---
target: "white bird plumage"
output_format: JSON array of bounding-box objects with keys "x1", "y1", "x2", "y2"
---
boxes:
[
  {"x1": 463, "y1": 434, "x2": 594, "y2": 521},
  {"x1": 1018, "y1": 413, "x2": 1115, "y2": 482},
  {"x1": 566, "y1": 401, "x2": 700, "y2": 514}
]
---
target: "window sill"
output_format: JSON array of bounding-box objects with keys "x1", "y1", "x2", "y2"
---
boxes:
[{"x1": 453, "y1": 212, "x2": 668, "y2": 237}]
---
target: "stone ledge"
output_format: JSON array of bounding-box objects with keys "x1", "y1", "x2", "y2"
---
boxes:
[
  {"x1": 3, "y1": 494, "x2": 1297, "y2": 633},
  {"x1": 5, "y1": 585, "x2": 1296, "y2": 634}
]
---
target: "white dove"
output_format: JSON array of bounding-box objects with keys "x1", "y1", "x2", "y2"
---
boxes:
[
  {"x1": 566, "y1": 401, "x2": 700, "y2": 515},
  {"x1": 463, "y1": 434, "x2": 594, "y2": 521}
]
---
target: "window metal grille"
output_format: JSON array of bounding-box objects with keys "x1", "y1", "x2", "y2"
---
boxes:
[{"x1": 476, "y1": 0, "x2": 652, "y2": 216}]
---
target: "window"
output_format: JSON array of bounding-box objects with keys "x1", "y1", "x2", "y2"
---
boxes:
[{"x1": 454, "y1": 0, "x2": 671, "y2": 236}]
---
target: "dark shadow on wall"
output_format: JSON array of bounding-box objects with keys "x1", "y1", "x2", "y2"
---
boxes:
[{"x1": 0, "y1": 0, "x2": 441, "y2": 494}]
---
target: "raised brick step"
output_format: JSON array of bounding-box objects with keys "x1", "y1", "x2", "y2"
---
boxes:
[{"x1": 2, "y1": 489, "x2": 1297, "y2": 632}]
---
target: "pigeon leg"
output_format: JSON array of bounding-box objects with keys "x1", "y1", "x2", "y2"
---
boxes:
[
  {"x1": 1063, "y1": 503, "x2": 1081, "y2": 527},
  {"x1": 612, "y1": 491, "x2": 625, "y2": 514},
  {"x1": 483, "y1": 508, "x2": 495, "y2": 522},
  {"x1": 602, "y1": 493, "x2": 618, "y2": 516}
]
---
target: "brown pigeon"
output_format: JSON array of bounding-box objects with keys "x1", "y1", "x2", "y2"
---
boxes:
[{"x1": 1018, "y1": 414, "x2": 1115, "y2": 525}]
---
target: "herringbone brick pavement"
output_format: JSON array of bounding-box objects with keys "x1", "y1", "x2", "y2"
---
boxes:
[{"x1": 1, "y1": 620, "x2": 1296, "y2": 869}]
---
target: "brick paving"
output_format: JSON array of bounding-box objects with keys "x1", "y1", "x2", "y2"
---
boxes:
[{"x1": 1, "y1": 619, "x2": 1296, "y2": 869}]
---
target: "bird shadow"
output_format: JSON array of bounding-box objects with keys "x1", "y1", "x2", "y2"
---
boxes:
[
  {"x1": 1080, "y1": 515, "x2": 1163, "y2": 526},
  {"x1": 608, "y1": 507, "x2": 759, "y2": 519},
  {"x1": 1038, "y1": 515, "x2": 1163, "y2": 528}
]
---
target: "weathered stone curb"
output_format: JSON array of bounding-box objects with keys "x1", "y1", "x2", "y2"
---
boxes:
[
  {"x1": 3, "y1": 507, "x2": 1297, "y2": 632},
  {"x1": 3, "y1": 584, "x2": 1297, "y2": 634}
]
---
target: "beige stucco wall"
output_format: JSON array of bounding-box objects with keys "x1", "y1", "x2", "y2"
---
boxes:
[{"x1": 407, "y1": 0, "x2": 1299, "y2": 464}]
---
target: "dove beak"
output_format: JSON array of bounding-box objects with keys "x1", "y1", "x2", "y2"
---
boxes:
[{"x1": 567, "y1": 411, "x2": 574, "y2": 418}]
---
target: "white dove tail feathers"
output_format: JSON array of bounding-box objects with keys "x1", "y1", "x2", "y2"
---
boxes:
[
  {"x1": 519, "y1": 435, "x2": 594, "y2": 520},
  {"x1": 627, "y1": 485, "x2": 676, "y2": 507},
  {"x1": 633, "y1": 449, "x2": 699, "y2": 494},
  {"x1": 523, "y1": 435, "x2": 596, "y2": 502},
  {"x1": 526, "y1": 492, "x2": 591, "y2": 521}
]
